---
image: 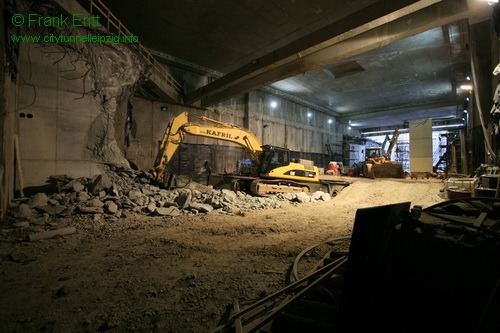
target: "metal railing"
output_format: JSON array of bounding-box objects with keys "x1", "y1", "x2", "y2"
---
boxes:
[{"x1": 88, "y1": 0, "x2": 182, "y2": 97}]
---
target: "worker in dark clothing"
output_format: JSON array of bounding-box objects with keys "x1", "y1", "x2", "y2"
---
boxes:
[{"x1": 203, "y1": 161, "x2": 211, "y2": 185}]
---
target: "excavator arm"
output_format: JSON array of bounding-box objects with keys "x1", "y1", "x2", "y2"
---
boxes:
[
  {"x1": 151, "y1": 112, "x2": 263, "y2": 181},
  {"x1": 150, "y1": 111, "x2": 350, "y2": 196},
  {"x1": 386, "y1": 129, "x2": 400, "y2": 159}
]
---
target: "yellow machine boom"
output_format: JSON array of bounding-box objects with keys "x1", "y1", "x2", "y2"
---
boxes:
[{"x1": 151, "y1": 112, "x2": 263, "y2": 181}]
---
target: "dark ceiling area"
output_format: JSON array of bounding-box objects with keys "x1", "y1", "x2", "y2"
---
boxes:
[{"x1": 99, "y1": 0, "x2": 494, "y2": 131}]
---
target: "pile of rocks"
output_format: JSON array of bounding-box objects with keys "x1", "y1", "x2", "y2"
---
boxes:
[{"x1": 8, "y1": 166, "x2": 332, "y2": 221}]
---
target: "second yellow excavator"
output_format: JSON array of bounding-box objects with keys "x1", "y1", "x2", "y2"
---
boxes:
[{"x1": 151, "y1": 112, "x2": 349, "y2": 196}]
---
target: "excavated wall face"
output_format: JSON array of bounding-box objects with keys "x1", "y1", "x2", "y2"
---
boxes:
[{"x1": 6, "y1": 0, "x2": 146, "y2": 188}]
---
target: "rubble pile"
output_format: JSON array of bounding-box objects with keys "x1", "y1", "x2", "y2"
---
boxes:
[{"x1": 8, "y1": 166, "x2": 332, "y2": 222}]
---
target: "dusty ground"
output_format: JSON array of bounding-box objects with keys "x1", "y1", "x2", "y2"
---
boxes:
[{"x1": 0, "y1": 177, "x2": 445, "y2": 332}]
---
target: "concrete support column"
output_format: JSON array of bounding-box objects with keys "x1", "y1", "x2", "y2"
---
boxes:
[
  {"x1": 409, "y1": 119, "x2": 433, "y2": 173},
  {"x1": 470, "y1": 20, "x2": 495, "y2": 165},
  {"x1": 1, "y1": 0, "x2": 17, "y2": 211}
]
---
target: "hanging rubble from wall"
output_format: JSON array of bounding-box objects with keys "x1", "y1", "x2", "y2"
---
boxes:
[{"x1": 5, "y1": 0, "x2": 149, "y2": 175}]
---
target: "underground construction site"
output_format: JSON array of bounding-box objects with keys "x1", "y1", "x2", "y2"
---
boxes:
[{"x1": 2, "y1": 0, "x2": 500, "y2": 332}]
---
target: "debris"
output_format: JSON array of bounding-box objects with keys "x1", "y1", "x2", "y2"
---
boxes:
[
  {"x1": 15, "y1": 203, "x2": 34, "y2": 219},
  {"x1": 156, "y1": 206, "x2": 181, "y2": 217},
  {"x1": 311, "y1": 191, "x2": 331, "y2": 202},
  {"x1": 5, "y1": 165, "x2": 347, "y2": 223},
  {"x1": 105, "y1": 201, "x2": 119, "y2": 214},
  {"x1": 79, "y1": 206, "x2": 104, "y2": 214},
  {"x1": 189, "y1": 202, "x2": 214, "y2": 213},
  {"x1": 88, "y1": 173, "x2": 113, "y2": 195},
  {"x1": 7, "y1": 252, "x2": 36, "y2": 263},
  {"x1": 26, "y1": 227, "x2": 77, "y2": 242},
  {"x1": 12, "y1": 221, "x2": 30, "y2": 228},
  {"x1": 174, "y1": 190, "x2": 192, "y2": 208},
  {"x1": 28, "y1": 193, "x2": 49, "y2": 209},
  {"x1": 293, "y1": 192, "x2": 311, "y2": 203}
]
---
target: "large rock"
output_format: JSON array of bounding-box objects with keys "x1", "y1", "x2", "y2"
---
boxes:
[
  {"x1": 16, "y1": 203, "x2": 34, "y2": 219},
  {"x1": 221, "y1": 189, "x2": 237, "y2": 202},
  {"x1": 146, "y1": 203, "x2": 157, "y2": 214},
  {"x1": 28, "y1": 193, "x2": 48, "y2": 209},
  {"x1": 128, "y1": 190, "x2": 144, "y2": 201},
  {"x1": 293, "y1": 192, "x2": 310, "y2": 203},
  {"x1": 189, "y1": 202, "x2": 214, "y2": 213},
  {"x1": 88, "y1": 173, "x2": 113, "y2": 195},
  {"x1": 71, "y1": 181, "x2": 85, "y2": 193},
  {"x1": 37, "y1": 204, "x2": 67, "y2": 216},
  {"x1": 311, "y1": 191, "x2": 331, "y2": 202},
  {"x1": 87, "y1": 198, "x2": 104, "y2": 207},
  {"x1": 156, "y1": 206, "x2": 181, "y2": 217},
  {"x1": 79, "y1": 206, "x2": 104, "y2": 214},
  {"x1": 174, "y1": 190, "x2": 192, "y2": 208},
  {"x1": 105, "y1": 201, "x2": 119, "y2": 214},
  {"x1": 77, "y1": 192, "x2": 90, "y2": 203}
]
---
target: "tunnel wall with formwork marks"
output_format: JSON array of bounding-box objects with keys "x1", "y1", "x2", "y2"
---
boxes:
[
  {"x1": 122, "y1": 92, "x2": 344, "y2": 177},
  {"x1": 9, "y1": 40, "x2": 145, "y2": 190}
]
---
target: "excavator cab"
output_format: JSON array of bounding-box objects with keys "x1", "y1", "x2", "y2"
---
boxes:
[{"x1": 258, "y1": 145, "x2": 291, "y2": 174}]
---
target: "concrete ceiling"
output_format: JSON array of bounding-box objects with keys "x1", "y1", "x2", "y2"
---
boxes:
[{"x1": 99, "y1": 0, "x2": 494, "y2": 131}]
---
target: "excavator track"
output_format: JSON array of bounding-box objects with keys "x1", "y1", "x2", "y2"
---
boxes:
[
  {"x1": 214, "y1": 175, "x2": 350, "y2": 197},
  {"x1": 250, "y1": 179, "x2": 309, "y2": 196}
]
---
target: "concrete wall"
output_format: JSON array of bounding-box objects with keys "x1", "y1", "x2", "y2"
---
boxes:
[
  {"x1": 123, "y1": 90, "x2": 344, "y2": 177},
  {"x1": 13, "y1": 43, "x2": 106, "y2": 188},
  {"x1": 8, "y1": 41, "x2": 144, "y2": 190},
  {"x1": 246, "y1": 91, "x2": 342, "y2": 155},
  {"x1": 1, "y1": 0, "x2": 147, "y2": 193}
]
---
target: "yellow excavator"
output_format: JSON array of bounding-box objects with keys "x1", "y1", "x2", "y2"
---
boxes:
[
  {"x1": 151, "y1": 112, "x2": 349, "y2": 196},
  {"x1": 362, "y1": 130, "x2": 405, "y2": 179}
]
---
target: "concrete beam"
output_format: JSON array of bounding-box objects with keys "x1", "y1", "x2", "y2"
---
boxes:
[
  {"x1": 359, "y1": 119, "x2": 464, "y2": 135},
  {"x1": 338, "y1": 100, "x2": 459, "y2": 122},
  {"x1": 53, "y1": 0, "x2": 89, "y2": 16},
  {"x1": 467, "y1": 0, "x2": 494, "y2": 24},
  {"x1": 198, "y1": 0, "x2": 469, "y2": 108},
  {"x1": 261, "y1": 87, "x2": 341, "y2": 117},
  {"x1": 55, "y1": 0, "x2": 182, "y2": 103},
  {"x1": 183, "y1": 0, "x2": 441, "y2": 105}
]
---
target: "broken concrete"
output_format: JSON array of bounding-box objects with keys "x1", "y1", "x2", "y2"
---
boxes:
[{"x1": 5, "y1": 165, "x2": 333, "y2": 226}]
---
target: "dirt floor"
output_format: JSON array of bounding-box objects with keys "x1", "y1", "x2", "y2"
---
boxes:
[{"x1": 0, "y1": 177, "x2": 446, "y2": 332}]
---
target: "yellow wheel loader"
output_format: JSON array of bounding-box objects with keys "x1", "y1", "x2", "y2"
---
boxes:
[{"x1": 362, "y1": 130, "x2": 404, "y2": 179}]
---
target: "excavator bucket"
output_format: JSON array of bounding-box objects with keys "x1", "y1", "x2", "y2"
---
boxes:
[{"x1": 371, "y1": 162, "x2": 405, "y2": 178}]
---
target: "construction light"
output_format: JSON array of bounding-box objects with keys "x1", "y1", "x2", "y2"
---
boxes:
[
  {"x1": 460, "y1": 84, "x2": 473, "y2": 91},
  {"x1": 479, "y1": 0, "x2": 498, "y2": 5},
  {"x1": 270, "y1": 101, "x2": 278, "y2": 109},
  {"x1": 431, "y1": 123, "x2": 464, "y2": 129}
]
